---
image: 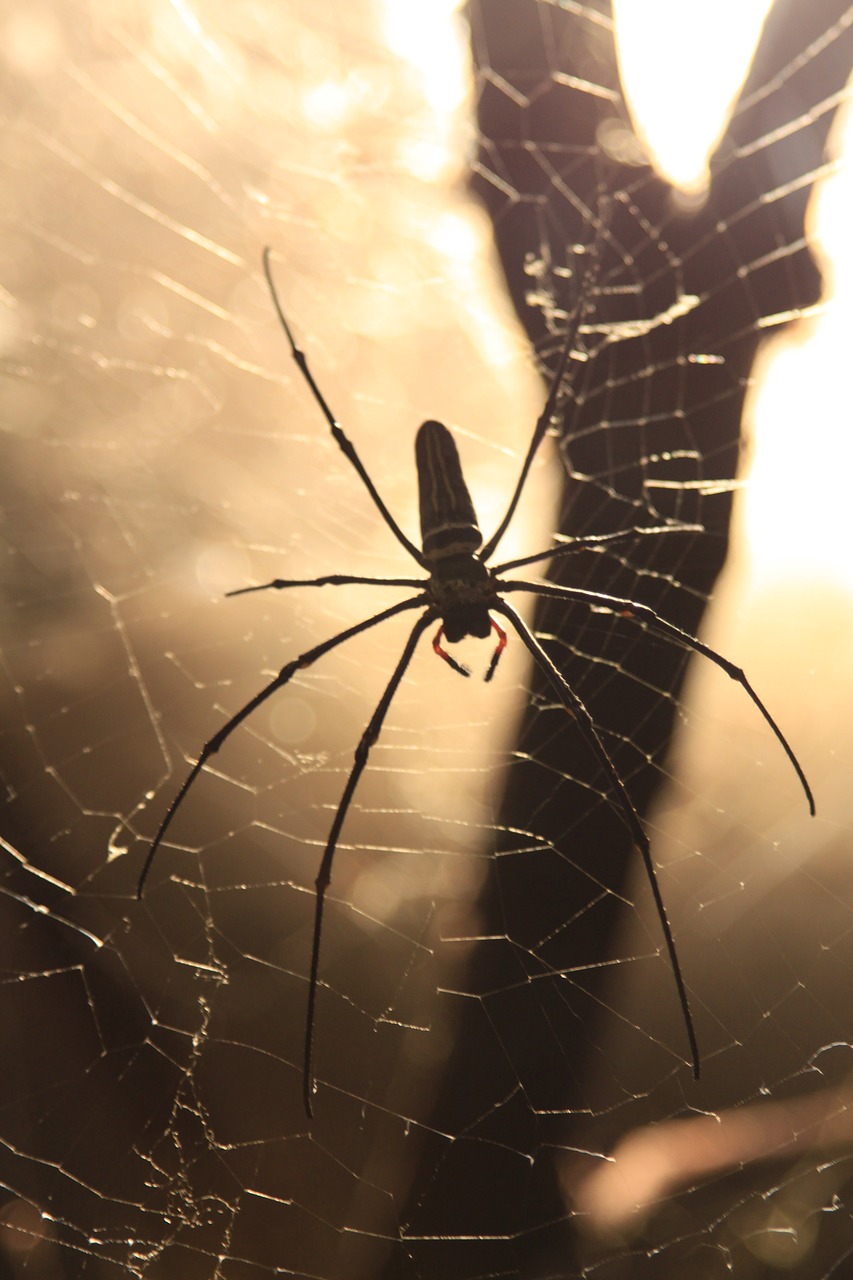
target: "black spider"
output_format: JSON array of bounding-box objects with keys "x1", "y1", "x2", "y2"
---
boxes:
[{"x1": 138, "y1": 248, "x2": 814, "y2": 1117}]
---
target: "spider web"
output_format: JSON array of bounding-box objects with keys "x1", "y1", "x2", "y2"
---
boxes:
[{"x1": 1, "y1": 1, "x2": 851, "y2": 1276}]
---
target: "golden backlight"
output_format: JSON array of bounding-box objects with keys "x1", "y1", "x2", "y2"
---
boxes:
[
  {"x1": 614, "y1": 0, "x2": 774, "y2": 198},
  {"x1": 615, "y1": 2, "x2": 850, "y2": 590}
]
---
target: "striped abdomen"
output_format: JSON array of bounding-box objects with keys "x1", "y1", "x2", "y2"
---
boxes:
[{"x1": 416, "y1": 420, "x2": 482, "y2": 562}]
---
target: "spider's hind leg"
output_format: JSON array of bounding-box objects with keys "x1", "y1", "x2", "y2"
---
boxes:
[{"x1": 495, "y1": 597, "x2": 701, "y2": 1080}]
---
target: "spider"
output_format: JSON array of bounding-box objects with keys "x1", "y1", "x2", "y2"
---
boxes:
[{"x1": 138, "y1": 247, "x2": 815, "y2": 1118}]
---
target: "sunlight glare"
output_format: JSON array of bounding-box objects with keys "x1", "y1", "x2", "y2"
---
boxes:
[
  {"x1": 742, "y1": 95, "x2": 853, "y2": 589},
  {"x1": 614, "y1": 0, "x2": 774, "y2": 196},
  {"x1": 427, "y1": 210, "x2": 480, "y2": 269},
  {"x1": 382, "y1": 0, "x2": 468, "y2": 113},
  {"x1": 303, "y1": 79, "x2": 351, "y2": 132},
  {"x1": 616, "y1": 2, "x2": 851, "y2": 595},
  {"x1": 382, "y1": 0, "x2": 469, "y2": 180}
]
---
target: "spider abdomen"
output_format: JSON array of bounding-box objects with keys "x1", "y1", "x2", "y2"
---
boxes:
[{"x1": 416, "y1": 420, "x2": 482, "y2": 562}]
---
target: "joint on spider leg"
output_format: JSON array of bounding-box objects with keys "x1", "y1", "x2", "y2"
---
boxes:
[
  {"x1": 432, "y1": 624, "x2": 471, "y2": 678},
  {"x1": 358, "y1": 729, "x2": 380, "y2": 760}
]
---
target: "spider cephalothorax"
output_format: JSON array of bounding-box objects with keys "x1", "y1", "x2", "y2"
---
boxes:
[{"x1": 137, "y1": 247, "x2": 815, "y2": 1118}]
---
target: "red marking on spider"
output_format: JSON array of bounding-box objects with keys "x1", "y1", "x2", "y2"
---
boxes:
[{"x1": 432, "y1": 617, "x2": 507, "y2": 682}]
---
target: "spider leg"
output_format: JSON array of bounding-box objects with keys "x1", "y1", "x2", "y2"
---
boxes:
[
  {"x1": 303, "y1": 609, "x2": 435, "y2": 1118},
  {"x1": 136, "y1": 594, "x2": 428, "y2": 899},
  {"x1": 502, "y1": 579, "x2": 815, "y2": 815},
  {"x1": 495, "y1": 599, "x2": 701, "y2": 1080},
  {"x1": 484, "y1": 617, "x2": 507, "y2": 683},
  {"x1": 227, "y1": 573, "x2": 424, "y2": 598},
  {"x1": 478, "y1": 333, "x2": 581, "y2": 565},
  {"x1": 491, "y1": 523, "x2": 704, "y2": 576},
  {"x1": 263, "y1": 248, "x2": 424, "y2": 567},
  {"x1": 479, "y1": 254, "x2": 603, "y2": 564}
]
